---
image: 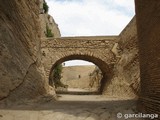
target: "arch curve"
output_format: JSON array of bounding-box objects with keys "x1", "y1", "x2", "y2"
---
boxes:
[{"x1": 49, "y1": 54, "x2": 113, "y2": 93}]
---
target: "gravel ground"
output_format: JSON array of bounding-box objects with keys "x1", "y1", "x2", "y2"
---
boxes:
[{"x1": 0, "y1": 95, "x2": 143, "y2": 120}]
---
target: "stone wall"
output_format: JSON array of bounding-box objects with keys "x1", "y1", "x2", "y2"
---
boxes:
[
  {"x1": 41, "y1": 37, "x2": 117, "y2": 94},
  {"x1": 0, "y1": 0, "x2": 145, "y2": 103},
  {"x1": 103, "y1": 17, "x2": 140, "y2": 98},
  {"x1": 0, "y1": 0, "x2": 51, "y2": 101},
  {"x1": 135, "y1": 0, "x2": 160, "y2": 115},
  {"x1": 118, "y1": 17, "x2": 140, "y2": 95},
  {"x1": 41, "y1": 29, "x2": 140, "y2": 98}
]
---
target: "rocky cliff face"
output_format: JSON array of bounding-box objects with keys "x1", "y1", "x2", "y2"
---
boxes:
[
  {"x1": 40, "y1": 14, "x2": 61, "y2": 39},
  {"x1": 0, "y1": 0, "x2": 57, "y2": 102},
  {"x1": 39, "y1": 0, "x2": 61, "y2": 39}
]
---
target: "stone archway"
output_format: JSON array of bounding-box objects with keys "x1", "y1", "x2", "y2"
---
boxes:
[
  {"x1": 48, "y1": 54, "x2": 113, "y2": 93},
  {"x1": 41, "y1": 36, "x2": 117, "y2": 93}
]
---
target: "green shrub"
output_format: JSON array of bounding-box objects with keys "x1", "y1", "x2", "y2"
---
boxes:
[
  {"x1": 54, "y1": 64, "x2": 62, "y2": 79},
  {"x1": 45, "y1": 25, "x2": 54, "y2": 37},
  {"x1": 43, "y1": 2, "x2": 49, "y2": 13},
  {"x1": 53, "y1": 64, "x2": 64, "y2": 88}
]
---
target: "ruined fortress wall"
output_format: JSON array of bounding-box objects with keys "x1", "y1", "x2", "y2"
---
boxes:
[
  {"x1": 41, "y1": 20, "x2": 140, "y2": 98},
  {"x1": 118, "y1": 17, "x2": 140, "y2": 95},
  {"x1": 41, "y1": 38, "x2": 116, "y2": 82},
  {"x1": 103, "y1": 17, "x2": 140, "y2": 98},
  {"x1": 135, "y1": 0, "x2": 160, "y2": 114},
  {"x1": 0, "y1": 0, "x2": 49, "y2": 101}
]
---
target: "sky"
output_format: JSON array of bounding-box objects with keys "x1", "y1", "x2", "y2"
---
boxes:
[{"x1": 45, "y1": 0, "x2": 135, "y2": 66}]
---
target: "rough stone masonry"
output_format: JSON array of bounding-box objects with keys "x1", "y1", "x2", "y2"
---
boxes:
[{"x1": 0, "y1": 0, "x2": 159, "y2": 116}]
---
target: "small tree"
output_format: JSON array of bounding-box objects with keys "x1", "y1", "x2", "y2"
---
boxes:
[
  {"x1": 43, "y1": 1, "x2": 49, "y2": 13},
  {"x1": 45, "y1": 25, "x2": 54, "y2": 37},
  {"x1": 54, "y1": 64, "x2": 62, "y2": 81},
  {"x1": 53, "y1": 64, "x2": 66, "y2": 88}
]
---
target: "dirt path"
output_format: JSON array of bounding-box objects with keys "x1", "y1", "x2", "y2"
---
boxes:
[{"x1": 0, "y1": 95, "x2": 143, "y2": 120}]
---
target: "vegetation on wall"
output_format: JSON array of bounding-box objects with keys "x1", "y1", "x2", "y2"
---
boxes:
[
  {"x1": 54, "y1": 64, "x2": 62, "y2": 80},
  {"x1": 89, "y1": 67, "x2": 102, "y2": 89},
  {"x1": 53, "y1": 64, "x2": 67, "y2": 88},
  {"x1": 45, "y1": 24, "x2": 54, "y2": 37},
  {"x1": 43, "y1": 1, "x2": 49, "y2": 13}
]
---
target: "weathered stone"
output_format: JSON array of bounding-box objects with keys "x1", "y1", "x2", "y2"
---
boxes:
[
  {"x1": 41, "y1": 36, "x2": 117, "y2": 94},
  {"x1": 1, "y1": 0, "x2": 159, "y2": 116},
  {"x1": 41, "y1": 18, "x2": 139, "y2": 98},
  {"x1": 39, "y1": 14, "x2": 61, "y2": 38},
  {"x1": 103, "y1": 17, "x2": 140, "y2": 98},
  {"x1": 0, "y1": 0, "x2": 55, "y2": 101}
]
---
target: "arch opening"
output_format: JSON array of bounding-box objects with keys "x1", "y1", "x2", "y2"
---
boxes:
[
  {"x1": 59, "y1": 60, "x2": 102, "y2": 94},
  {"x1": 49, "y1": 55, "x2": 113, "y2": 94}
]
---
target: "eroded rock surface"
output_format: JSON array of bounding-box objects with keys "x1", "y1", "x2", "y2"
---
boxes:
[{"x1": 0, "y1": 0, "x2": 53, "y2": 101}]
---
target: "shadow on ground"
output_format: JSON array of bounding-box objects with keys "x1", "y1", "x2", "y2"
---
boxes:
[{"x1": 0, "y1": 95, "x2": 140, "y2": 120}]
